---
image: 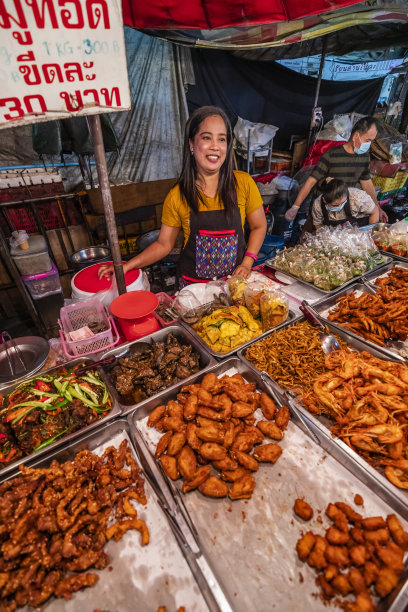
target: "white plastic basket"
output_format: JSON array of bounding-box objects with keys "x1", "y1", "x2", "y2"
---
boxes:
[{"x1": 59, "y1": 297, "x2": 119, "y2": 358}]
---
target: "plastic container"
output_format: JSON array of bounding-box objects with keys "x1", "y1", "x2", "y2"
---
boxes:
[
  {"x1": 110, "y1": 291, "x2": 160, "y2": 341},
  {"x1": 153, "y1": 292, "x2": 179, "y2": 327},
  {"x1": 21, "y1": 260, "x2": 62, "y2": 299},
  {"x1": 71, "y1": 262, "x2": 146, "y2": 301},
  {"x1": 10, "y1": 234, "x2": 51, "y2": 275},
  {"x1": 59, "y1": 297, "x2": 119, "y2": 358}
]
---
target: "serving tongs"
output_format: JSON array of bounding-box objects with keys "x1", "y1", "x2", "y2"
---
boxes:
[
  {"x1": 299, "y1": 300, "x2": 341, "y2": 355},
  {"x1": 1, "y1": 330, "x2": 27, "y2": 377},
  {"x1": 260, "y1": 370, "x2": 321, "y2": 447}
]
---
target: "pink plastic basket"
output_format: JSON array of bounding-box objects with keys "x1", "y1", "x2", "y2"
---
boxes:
[{"x1": 59, "y1": 298, "x2": 119, "y2": 358}]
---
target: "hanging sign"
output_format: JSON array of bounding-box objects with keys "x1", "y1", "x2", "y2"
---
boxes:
[{"x1": 0, "y1": 0, "x2": 131, "y2": 129}]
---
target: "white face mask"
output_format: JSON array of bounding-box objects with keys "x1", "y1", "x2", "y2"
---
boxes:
[{"x1": 353, "y1": 134, "x2": 371, "y2": 155}]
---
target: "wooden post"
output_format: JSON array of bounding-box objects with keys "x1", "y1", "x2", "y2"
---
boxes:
[
  {"x1": 88, "y1": 114, "x2": 126, "y2": 295},
  {"x1": 307, "y1": 39, "x2": 327, "y2": 149}
]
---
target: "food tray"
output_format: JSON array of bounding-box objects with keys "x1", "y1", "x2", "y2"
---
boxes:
[
  {"x1": 0, "y1": 358, "x2": 121, "y2": 478},
  {"x1": 0, "y1": 419, "x2": 219, "y2": 612},
  {"x1": 98, "y1": 324, "x2": 216, "y2": 416},
  {"x1": 385, "y1": 251, "x2": 408, "y2": 264},
  {"x1": 311, "y1": 282, "x2": 408, "y2": 362},
  {"x1": 239, "y1": 318, "x2": 408, "y2": 520},
  {"x1": 362, "y1": 259, "x2": 408, "y2": 283},
  {"x1": 180, "y1": 310, "x2": 296, "y2": 359},
  {"x1": 264, "y1": 255, "x2": 392, "y2": 294},
  {"x1": 127, "y1": 358, "x2": 408, "y2": 612}
]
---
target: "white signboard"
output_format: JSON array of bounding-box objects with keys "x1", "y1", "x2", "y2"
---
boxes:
[{"x1": 0, "y1": 0, "x2": 131, "y2": 129}]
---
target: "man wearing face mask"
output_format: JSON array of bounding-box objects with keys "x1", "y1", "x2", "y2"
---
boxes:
[{"x1": 285, "y1": 116, "x2": 388, "y2": 223}]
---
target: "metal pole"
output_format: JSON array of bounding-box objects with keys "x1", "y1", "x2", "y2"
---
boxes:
[
  {"x1": 307, "y1": 39, "x2": 327, "y2": 149},
  {"x1": 87, "y1": 114, "x2": 126, "y2": 295}
]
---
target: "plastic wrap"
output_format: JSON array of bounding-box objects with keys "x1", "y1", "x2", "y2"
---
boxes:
[
  {"x1": 260, "y1": 289, "x2": 289, "y2": 331},
  {"x1": 244, "y1": 280, "x2": 269, "y2": 318}
]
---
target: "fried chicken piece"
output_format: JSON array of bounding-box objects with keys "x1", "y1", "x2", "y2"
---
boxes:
[
  {"x1": 221, "y1": 467, "x2": 250, "y2": 482},
  {"x1": 162, "y1": 416, "x2": 186, "y2": 433},
  {"x1": 232, "y1": 450, "x2": 259, "y2": 471},
  {"x1": 243, "y1": 425, "x2": 264, "y2": 444},
  {"x1": 307, "y1": 535, "x2": 327, "y2": 569},
  {"x1": 223, "y1": 422, "x2": 235, "y2": 448},
  {"x1": 200, "y1": 373, "x2": 222, "y2": 393},
  {"x1": 316, "y1": 574, "x2": 334, "y2": 599},
  {"x1": 386, "y1": 514, "x2": 408, "y2": 550},
  {"x1": 324, "y1": 564, "x2": 338, "y2": 582},
  {"x1": 326, "y1": 503, "x2": 349, "y2": 532},
  {"x1": 354, "y1": 494, "x2": 364, "y2": 506},
  {"x1": 182, "y1": 466, "x2": 211, "y2": 493},
  {"x1": 332, "y1": 573, "x2": 352, "y2": 596},
  {"x1": 376, "y1": 541, "x2": 404, "y2": 573},
  {"x1": 183, "y1": 395, "x2": 198, "y2": 421},
  {"x1": 363, "y1": 561, "x2": 379, "y2": 587},
  {"x1": 349, "y1": 545, "x2": 366, "y2": 566},
  {"x1": 350, "y1": 527, "x2": 365, "y2": 544},
  {"x1": 167, "y1": 433, "x2": 186, "y2": 457},
  {"x1": 167, "y1": 400, "x2": 184, "y2": 419},
  {"x1": 199, "y1": 442, "x2": 227, "y2": 462},
  {"x1": 177, "y1": 446, "x2": 197, "y2": 481},
  {"x1": 375, "y1": 567, "x2": 399, "y2": 597},
  {"x1": 259, "y1": 393, "x2": 276, "y2": 420},
  {"x1": 345, "y1": 592, "x2": 375, "y2": 612},
  {"x1": 335, "y1": 502, "x2": 362, "y2": 525},
  {"x1": 106, "y1": 517, "x2": 149, "y2": 545},
  {"x1": 294, "y1": 499, "x2": 313, "y2": 521},
  {"x1": 198, "y1": 476, "x2": 228, "y2": 498},
  {"x1": 274, "y1": 405, "x2": 290, "y2": 430},
  {"x1": 186, "y1": 423, "x2": 202, "y2": 452},
  {"x1": 326, "y1": 526, "x2": 349, "y2": 545},
  {"x1": 364, "y1": 528, "x2": 390, "y2": 545},
  {"x1": 231, "y1": 401, "x2": 254, "y2": 418},
  {"x1": 253, "y1": 443, "x2": 282, "y2": 463},
  {"x1": 325, "y1": 545, "x2": 349, "y2": 567},
  {"x1": 231, "y1": 433, "x2": 256, "y2": 453},
  {"x1": 147, "y1": 405, "x2": 166, "y2": 427},
  {"x1": 228, "y1": 474, "x2": 256, "y2": 500},
  {"x1": 160, "y1": 455, "x2": 179, "y2": 480},
  {"x1": 348, "y1": 567, "x2": 366, "y2": 594},
  {"x1": 296, "y1": 531, "x2": 316, "y2": 561},
  {"x1": 256, "y1": 421, "x2": 283, "y2": 440},
  {"x1": 361, "y1": 516, "x2": 386, "y2": 530},
  {"x1": 54, "y1": 573, "x2": 99, "y2": 599},
  {"x1": 213, "y1": 457, "x2": 238, "y2": 471},
  {"x1": 196, "y1": 424, "x2": 225, "y2": 444}
]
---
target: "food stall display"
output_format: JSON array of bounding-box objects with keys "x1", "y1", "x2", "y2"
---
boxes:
[
  {"x1": 147, "y1": 371, "x2": 288, "y2": 500},
  {"x1": 371, "y1": 220, "x2": 408, "y2": 260},
  {"x1": 192, "y1": 305, "x2": 262, "y2": 354},
  {"x1": 268, "y1": 225, "x2": 389, "y2": 292},
  {"x1": 0, "y1": 420, "x2": 213, "y2": 612},
  {"x1": 0, "y1": 362, "x2": 120, "y2": 473},
  {"x1": 131, "y1": 359, "x2": 408, "y2": 612}
]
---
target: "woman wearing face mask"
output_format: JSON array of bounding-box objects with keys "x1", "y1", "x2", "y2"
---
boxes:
[
  {"x1": 98, "y1": 106, "x2": 267, "y2": 287},
  {"x1": 312, "y1": 177, "x2": 379, "y2": 230},
  {"x1": 285, "y1": 116, "x2": 387, "y2": 224}
]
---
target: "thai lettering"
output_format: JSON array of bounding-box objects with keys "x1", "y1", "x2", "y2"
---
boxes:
[
  {"x1": 82, "y1": 61, "x2": 95, "y2": 80},
  {"x1": 64, "y1": 61, "x2": 83, "y2": 81},
  {"x1": 0, "y1": 0, "x2": 27, "y2": 29},
  {"x1": 42, "y1": 63, "x2": 64, "y2": 83},
  {"x1": 0, "y1": 94, "x2": 47, "y2": 121},
  {"x1": 16, "y1": 50, "x2": 35, "y2": 62},
  {"x1": 19, "y1": 63, "x2": 41, "y2": 85},
  {"x1": 12, "y1": 30, "x2": 32, "y2": 44},
  {"x1": 83, "y1": 88, "x2": 99, "y2": 104},
  {"x1": 60, "y1": 89, "x2": 83, "y2": 111},
  {"x1": 100, "y1": 86, "x2": 120, "y2": 106},
  {"x1": 0, "y1": 97, "x2": 24, "y2": 120},
  {"x1": 24, "y1": 0, "x2": 58, "y2": 29},
  {"x1": 86, "y1": 0, "x2": 109, "y2": 29},
  {"x1": 24, "y1": 94, "x2": 46, "y2": 114},
  {"x1": 60, "y1": 0, "x2": 84, "y2": 28}
]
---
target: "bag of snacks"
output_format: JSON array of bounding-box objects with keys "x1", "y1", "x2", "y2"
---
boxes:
[
  {"x1": 244, "y1": 280, "x2": 268, "y2": 318},
  {"x1": 228, "y1": 276, "x2": 248, "y2": 306},
  {"x1": 260, "y1": 289, "x2": 289, "y2": 331}
]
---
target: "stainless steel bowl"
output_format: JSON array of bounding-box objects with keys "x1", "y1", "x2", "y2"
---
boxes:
[{"x1": 70, "y1": 247, "x2": 111, "y2": 270}]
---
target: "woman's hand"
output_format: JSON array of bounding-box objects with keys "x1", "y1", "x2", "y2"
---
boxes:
[
  {"x1": 232, "y1": 262, "x2": 252, "y2": 279},
  {"x1": 97, "y1": 264, "x2": 114, "y2": 279},
  {"x1": 285, "y1": 205, "x2": 299, "y2": 222}
]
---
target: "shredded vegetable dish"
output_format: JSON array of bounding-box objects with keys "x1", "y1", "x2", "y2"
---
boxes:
[
  {"x1": 0, "y1": 364, "x2": 112, "y2": 467},
  {"x1": 244, "y1": 321, "x2": 348, "y2": 395}
]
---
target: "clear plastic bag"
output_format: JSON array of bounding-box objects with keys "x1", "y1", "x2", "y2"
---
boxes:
[
  {"x1": 227, "y1": 276, "x2": 248, "y2": 306},
  {"x1": 260, "y1": 289, "x2": 289, "y2": 331},
  {"x1": 244, "y1": 280, "x2": 268, "y2": 318}
]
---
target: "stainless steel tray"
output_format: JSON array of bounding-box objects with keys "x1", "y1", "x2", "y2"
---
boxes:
[
  {"x1": 0, "y1": 418, "x2": 220, "y2": 612},
  {"x1": 98, "y1": 324, "x2": 216, "y2": 416},
  {"x1": 239, "y1": 317, "x2": 408, "y2": 519},
  {"x1": 381, "y1": 251, "x2": 408, "y2": 264},
  {"x1": 311, "y1": 282, "x2": 408, "y2": 362},
  {"x1": 363, "y1": 259, "x2": 408, "y2": 283},
  {"x1": 0, "y1": 357, "x2": 121, "y2": 479},
  {"x1": 127, "y1": 358, "x2": 408, "y2": 612},
  {"x1": 265, "y1": 255, "x2": 392, "y2": 294},
  {"x1": 180, "y1": 309, "x2": 296, "y2": 359}
]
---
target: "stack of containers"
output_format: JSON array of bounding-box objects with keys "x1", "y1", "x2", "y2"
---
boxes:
[{"x1": 10, "y1": 233, "x2": 62, "y2": 299}]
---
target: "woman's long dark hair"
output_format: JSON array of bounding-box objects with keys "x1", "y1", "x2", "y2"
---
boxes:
[
  {"x1": 318, "y1": 177, "x2": 348, "y2": 205},
  {"x1": 178, "y1": 106, "x2": 237, "y2": 220}
]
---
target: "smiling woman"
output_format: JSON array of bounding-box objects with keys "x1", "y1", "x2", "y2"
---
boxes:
[{"x1": 98, "y1": 105, "x2": 267, "y2": 288}]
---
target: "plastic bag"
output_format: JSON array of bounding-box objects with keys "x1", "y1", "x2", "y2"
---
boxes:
[
  {"x1": 389, "y1": 143, "x2": 403, "y2": 165},
  {"x1": 260, "y1": 289, "x2": 289, "y2": 331},
  {"x1": 9, "y1": 230, "x2": 29, "y2": 250},
  {"x1": 227, "y1": 276, "x2": 248, "y2": 306},
  {"x1": 244, "y1": 280, "x2": 268, "y2": 318}
]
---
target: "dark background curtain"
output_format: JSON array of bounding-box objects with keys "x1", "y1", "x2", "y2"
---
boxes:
[{"x1": 187, "y1": 49, "x2": 384, "y2": 148}]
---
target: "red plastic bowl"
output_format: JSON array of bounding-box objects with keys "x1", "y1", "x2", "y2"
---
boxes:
[{"x1": 110, "y1": 290, "x2": 159, "y2": 320}]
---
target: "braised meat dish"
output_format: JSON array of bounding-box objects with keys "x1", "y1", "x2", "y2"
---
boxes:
[{"x1": 110, "y1": 333, "x2": 201, "y2": 404}]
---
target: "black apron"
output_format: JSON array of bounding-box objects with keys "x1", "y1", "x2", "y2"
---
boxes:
[
  {"x1": 177, "y1": 203, "x2": 246, "y2": 289},
  {"x1": 321, "y1": 198, "x2": 369, "y2": 228}
]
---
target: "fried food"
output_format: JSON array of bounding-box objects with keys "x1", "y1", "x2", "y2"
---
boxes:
[
  {"x1": 0, "y1": 440, "x2": 147, "y2": 610},
  {"x1": 245, "y1": 321, "x2": 348, "y2": 395},
  {"x1": 297, "y1": 499, "x2": 406, "y2": 611},
  {"x1": 274, "y1": 405, "x2": 290, "y2": 430},
  {"x1": 293, "y1": 498, "x2": 313, "y2": 521},
  {"x1": 386, "y1": 513, "x2": 408, "y2": 550},
  {"x1": 150, "y1": 373, "x2": 286, "y2": 500},
  {"x1": 354, "y1": 494, "x2": 364, "y2": 506},
  {"x1": 193, "y1": 305, "x2": 262, "y2": 353}
]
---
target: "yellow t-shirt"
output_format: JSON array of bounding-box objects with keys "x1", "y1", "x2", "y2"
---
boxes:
[{"x1": 161, "y1": 170, "x2": 263, "y2": 246}]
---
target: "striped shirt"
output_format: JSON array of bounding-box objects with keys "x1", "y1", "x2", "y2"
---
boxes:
[{"x1": 311, "y1": 145, "x2": 371, "y2": 187}]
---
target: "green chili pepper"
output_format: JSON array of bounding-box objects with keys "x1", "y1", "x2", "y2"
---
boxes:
[
  {"x1": 34, "y1": 427, "x2": 69, "y2": 452},
  {"x1": 31, "y1": 389, "x2": 62, "y2": 399},
  {"x1": 12, "y1": 406, "x2": 37, "y2": 425},
  {"x1": 47, "y1": 399, "x2": 69, "y2": 410},
  {"x1": 81, "y1": 373, "x2": 104, "y2": 387}
]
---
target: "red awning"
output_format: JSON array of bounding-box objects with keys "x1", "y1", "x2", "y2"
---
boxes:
[{"x1": 122, "y1": 0, "x2": 367, "y2": 30}]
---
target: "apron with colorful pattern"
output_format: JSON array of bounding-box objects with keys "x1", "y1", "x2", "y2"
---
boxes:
[{"x1": 177, "y1": 204, "x2": 246, "y2": 289}]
